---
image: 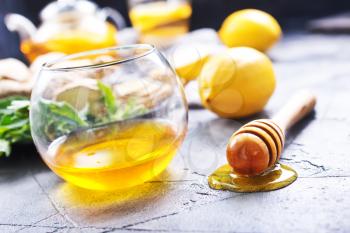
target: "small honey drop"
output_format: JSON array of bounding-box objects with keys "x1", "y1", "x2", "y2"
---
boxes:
[{"x1": 208, "y1": 163, "x2": 297, "y2": 192}]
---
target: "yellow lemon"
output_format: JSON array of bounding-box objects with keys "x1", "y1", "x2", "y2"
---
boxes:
[
  {"x1": 198, "y1": 47, "x2": 276, "y2": 118},
  {"x1": 173, "y1": 44, "x2": 226, "y2": 85},
  {"x1": 219, "y1": 9, "x2": 282, "y2": 52},
  {"x1": 129, "y1": 1, "x2": 192, "y2": 34},
  {"x1": 174, "y1": 48, "x2": 210, "y2": 85}
]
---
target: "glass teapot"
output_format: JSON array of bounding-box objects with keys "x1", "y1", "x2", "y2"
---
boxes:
[{"x1": 5, "y1": 0, "x2": 126, "y2": 62}]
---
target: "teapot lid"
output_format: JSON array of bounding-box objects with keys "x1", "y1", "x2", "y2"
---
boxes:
[{"x1": 40, "y1": 0, "x2": 98, "y2": 21}]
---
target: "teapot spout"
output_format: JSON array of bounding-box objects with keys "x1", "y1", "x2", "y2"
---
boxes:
[{"x1": 5, "y1": 13, "x2": 37, "y2": 41}]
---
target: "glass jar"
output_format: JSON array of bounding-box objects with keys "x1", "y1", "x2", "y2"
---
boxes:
[{"x1": 30, "y1": 44, "x2": 188, "y2": 190}]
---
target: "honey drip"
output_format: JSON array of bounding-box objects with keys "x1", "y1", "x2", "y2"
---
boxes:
[
  {"x1": 208, "y1": 163, "x2": 297, "y2": 192},
  {"x1": 44, "y1": 120, "x2": 184, "y2": 191}
]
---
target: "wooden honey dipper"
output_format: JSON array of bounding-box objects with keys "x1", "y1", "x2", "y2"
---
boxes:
[{"x1": 227, "y1": 91, "x2": 317, "y2": 176}]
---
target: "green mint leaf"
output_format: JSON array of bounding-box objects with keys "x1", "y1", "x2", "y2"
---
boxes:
[
  {"x1": 38, "y1": 99, "x2": 89, "y2": 141},
  {"x1": 97, "y1": 81, "x2": 117, "y2": 119},
  {"x1": 114, "y1": 98, "x2": 147, "y2": 121},
  {"x1": 0, "y1": 139, "x2": 10, "y2": 157},
  {"x1": 0, "y1": 97, "x2": 31, "y2": 157},
  {"x1": 0, "y1": 96, "x2": 27, "y2": 109},
  {"x1": 40, "y1": 99, "x2": 88, "y2": 127}
]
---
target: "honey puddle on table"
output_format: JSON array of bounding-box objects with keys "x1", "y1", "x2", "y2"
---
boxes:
[{"x1": 208, "y1": 163, "x2": 297, "y2": 192}]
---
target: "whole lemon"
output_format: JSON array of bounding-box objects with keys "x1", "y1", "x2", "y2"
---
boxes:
[
  {"x1": 219, "y1": 9, "x2": 282, "y2": 52},
  {"x1": 198, "y1": 47, "x2": 276, "y2": 118}
]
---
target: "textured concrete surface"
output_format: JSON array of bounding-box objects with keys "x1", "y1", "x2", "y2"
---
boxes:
[{"x1": 1, "y1": 33, "x2": 350, "y2": 233}]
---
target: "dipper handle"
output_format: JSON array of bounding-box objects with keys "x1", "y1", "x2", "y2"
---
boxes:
[{"x1": 272, "y1": 91, "x2": 316, "y2": 132}]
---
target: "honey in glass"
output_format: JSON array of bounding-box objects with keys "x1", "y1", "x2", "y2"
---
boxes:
[{"x1": 46, "y1": 120, "x2": 185, "y2": 190}]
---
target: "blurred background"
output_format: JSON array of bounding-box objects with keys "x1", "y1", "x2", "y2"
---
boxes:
[{"x1": 1, "y1": 0, "x2": 350, "y2": 61}]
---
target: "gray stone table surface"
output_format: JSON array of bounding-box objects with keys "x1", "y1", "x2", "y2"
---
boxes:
[{"x1": 1, "y1": 32, "x2": 350, "y2": 233}]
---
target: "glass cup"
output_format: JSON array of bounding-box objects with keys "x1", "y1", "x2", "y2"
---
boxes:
[
  {"x1": 30, "y1": 44, "x2": 188, "y2": 190},
  {"x1": 128, "y1": 0, "x2": 192, "y2": 47}
]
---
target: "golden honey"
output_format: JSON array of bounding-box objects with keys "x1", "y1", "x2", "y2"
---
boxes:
[
  {"x1": 208, "y1": 163, "x2": 297, "y2": 192},
  {"x1": 45, "y1": 120, "x2": 184, "y2": 190},
  {"x1": 129, "y1": 1, "x2": 192, "y2": 45},
  {"x1": 21, "y1": 22, "x2": 117, "y2": 62}
]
